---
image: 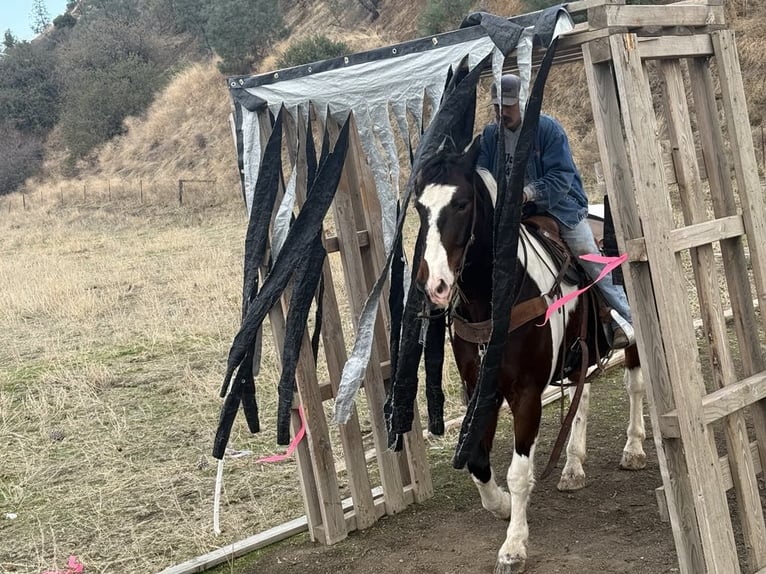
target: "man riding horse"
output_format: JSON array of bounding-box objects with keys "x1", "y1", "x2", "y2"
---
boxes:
[{"x1": 477, "y1": 74, "x2": 634, "y2": 349}]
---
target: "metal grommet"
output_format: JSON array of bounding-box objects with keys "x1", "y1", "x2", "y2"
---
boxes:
[
  {"x1": 432, "y1": 37, "x2": 438, "y2": 45},
  {"x1": 392, "y1": 48, "x2": 397, "y2": 54},
  {"x1": 274, "y1": 72, "x2": 279, "y2": 79},
  {"x1": 307, "y1": 66, "x2": 312, "y2": 73},
  {"x1": 238, "y1": 79, "x2": 244, "y2": 86},
  {"x1": 230, "y1": 81, "x2": 236, "y2": 87},
  {"x1": 344, "y1": 56, "x2": 349, "y2": 64}
]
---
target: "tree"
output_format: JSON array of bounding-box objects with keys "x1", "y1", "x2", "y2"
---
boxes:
[
  {"x1": 205, "y1": 0, "x2": 283, "y2": 75},
  {"x1": 31, "y1": 0, "x2": 50, "y2": 35},
  {"x1": 0, "y1": 40, "x2": 60, "y2": 133},
  {"x1": 3, "y1": 30, "x2": 17, "y2": 51},
  {"x1": 0, "y1": 122, "x2": 43, "y2": 195},
  {"x1": 417, "y1": 0, "x2": 473, "y2": 36}
]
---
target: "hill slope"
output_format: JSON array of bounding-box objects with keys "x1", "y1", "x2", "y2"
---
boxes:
[{"x1": 25, "y1": 0, "x2": 766, "y2": 197}]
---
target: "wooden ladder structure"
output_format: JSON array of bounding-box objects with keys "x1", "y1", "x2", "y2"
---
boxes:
[
  {"x1": 576, "y1": 1, "x2": 766, "y2": 571},
  {"x1": 254, "y1": 108, "x2": 433, "y2": 546}
]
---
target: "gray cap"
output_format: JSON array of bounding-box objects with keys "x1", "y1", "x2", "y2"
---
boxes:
[{"x1": 490, "y1": 74, "x2": 520, "y2": 106}]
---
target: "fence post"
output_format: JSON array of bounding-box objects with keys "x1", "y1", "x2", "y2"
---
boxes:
[
  {"x1": 178, "y1": 179, "x2": 184, "y2": 206},
  {"x1": 22, "y1": 193, "x2": 26, "y2": 210},
  {"x1": 139, "y1": 179, "x2": 143, "y2": 204},
  {"x1": 108, "y1": 179, "x2": 111, "y2": 200},
  {"x1": 83, "y1": 184, "x2": 86, "y2": 202},
  {"x1": 60, "y1": 188, "x2": 63, "y2": 205}
]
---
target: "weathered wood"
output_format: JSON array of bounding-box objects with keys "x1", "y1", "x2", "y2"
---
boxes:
[
  {"x1": 713, "y1": 31, "x2": 766, "y2": 495},
  {"x1": 325, "y1": 113, "x2": 408, "y2": 514},
  {"x1": 323, "y1": 229, "x2": 370, "y2": 253},
  {"x1": 589, "y1": 4, "x2": 724, "y2": 30},
  {"x1": 611, "y1": 34, "x2": 739, "y2": 572},
  {"x1": 588, "y1": 33, "x2": 712, "y2": 64},
  {"x1": 659, "y1": 371, "x2": 766, "y2": 438},
  {"x1": 661, "y1": 58, "x2": 766, "y2": 570},
  {"x1": 286, "y1": 110, "x2": 378, "y2": 532},
  {"x1": 583, "y1": 40, "x2": 705, "y2": 574}
]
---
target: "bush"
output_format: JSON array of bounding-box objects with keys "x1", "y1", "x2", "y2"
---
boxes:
[
  {"x1": 418, "y1": 0, "x2": 473, "y2": 36},
  {"x1": 276, "y1": 35, "x2": 349, "y2": 69}
]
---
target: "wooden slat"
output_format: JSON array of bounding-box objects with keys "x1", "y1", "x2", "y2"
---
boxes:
[
  {"x1": 583, "y1": 40, "x2": 705, "y2": 574},
  {"x1": 323, "y1": 229, "x2": 369, "y2": 253},
  {"x1": 257, "y1": 112, "x2": 326, "y2": 543},
  {"x1": 287, "y1": 110, "x2": 378, "y2": 533},
  {"x1": 661, "y1": 58, "x2": 766, "y2": 570},
  {"x1": 609, "y1": 32, "x2": 740, "y2": 573},
  {"x1": 589, "y1": 4, "x2": 725, "y2": 29},
  {"x1": 659, "y1": 371, "x2": 766, "y2": 438},
  {"x1": 625, "y1": 215, "x2": 745, "y2": 262},
  {"x1": 588, "y1": 33, "x2": 713, "y2": 64},
  {"x1": 713, "y1": 30, "x2": 766, "y2": 490},
  {"x1": 326, "y1": 114, "x2": 407, "y2": 514}
]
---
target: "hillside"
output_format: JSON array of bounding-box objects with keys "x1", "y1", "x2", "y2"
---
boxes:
[{"x1": 19, "y1": 0, "x2": 766, "y2": 199}]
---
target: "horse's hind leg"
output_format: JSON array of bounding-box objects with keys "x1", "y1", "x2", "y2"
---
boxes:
[
  {"x1": 496, "y1": 388, "x2": 541, "y2": 574},
  {"x1": 620, "y1": 364, "x2": 647, "y2": 470},
  {"x1": 468, "y1": 405, "x2": 511, "y2": 520},
  {"x1": 557, "y1": 383, "x2": 592, "y2": 492}
]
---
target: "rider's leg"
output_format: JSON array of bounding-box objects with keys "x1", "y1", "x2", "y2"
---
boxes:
[{"x1": 560, "y1": 218, "x2": 634, "y2": 347}]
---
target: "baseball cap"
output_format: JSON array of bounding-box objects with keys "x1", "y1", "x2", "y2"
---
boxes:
[{"x1": 490, "y1": 74, "x2": 520, "y2": 106}]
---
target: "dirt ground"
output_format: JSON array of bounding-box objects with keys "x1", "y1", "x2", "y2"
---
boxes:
[{"x1": 219, "y1": 373, "x2": 685, "y2": 574}]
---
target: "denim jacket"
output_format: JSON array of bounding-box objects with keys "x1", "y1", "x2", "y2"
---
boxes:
[{"x1": 476, "y1": 114, "x2": 588, "y2": 229}]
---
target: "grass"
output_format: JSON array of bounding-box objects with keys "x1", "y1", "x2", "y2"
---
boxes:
[
  {"x1": 0, "y1": 194, "x2": 311, "y2": 573},
  {"x1": 0, "y1": 185, "x2": 472, "y2": 574}
]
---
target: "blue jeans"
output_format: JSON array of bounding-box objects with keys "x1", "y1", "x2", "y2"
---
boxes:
[{"x1": 559, "y1": 218, "x2": 632, "y2": 324}]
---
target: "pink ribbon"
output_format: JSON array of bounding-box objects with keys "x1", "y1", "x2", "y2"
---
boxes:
[
  {"x1": 541, "y1": 252, "x2": 627, "y2": 325},
  {"x1": 256, "y1": 405, "x2": 306, "y2": 463}
]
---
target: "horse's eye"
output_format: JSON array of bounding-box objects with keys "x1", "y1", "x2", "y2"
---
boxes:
[{"x1": 455, "y1": 201, "x2": 470, "y2": 212}]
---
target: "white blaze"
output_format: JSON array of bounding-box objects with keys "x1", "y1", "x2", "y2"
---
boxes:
[{"x1": 418, "y1": 183, "x2": 458, "y2": 303}]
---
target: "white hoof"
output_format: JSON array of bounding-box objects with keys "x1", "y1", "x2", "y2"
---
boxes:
[
  {"x1": 620, "y1": 450, "x2": 647, "y2": 470},
  {"x1": 495, "y1": 553, "x2": 526, "y2": 573},
  {"x1": 557, "y1": 469, "x2": 586, "y2": 491}
]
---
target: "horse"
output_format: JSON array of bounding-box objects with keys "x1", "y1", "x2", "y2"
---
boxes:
[{"x1": 413, "y1": 136, "x2": 646, "y2": 573}]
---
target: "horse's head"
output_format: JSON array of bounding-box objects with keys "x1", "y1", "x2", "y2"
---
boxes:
[{"x1": 414, "y1": 135, "x2": 493, "y2": 308}]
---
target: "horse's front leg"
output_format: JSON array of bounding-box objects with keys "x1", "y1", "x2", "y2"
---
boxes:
[
  {"x1": 496, "y1": 388, "x2": 541, "y2": 574},
  {"x1": 557, "y1": 383, "x2": 591, "y2": 491},
  {"x1": 468, "y1": 408, "x2": 511, "y2": 520},
  {"x1": 620, "y1": 364, "x2": 647, "y2": 470}
]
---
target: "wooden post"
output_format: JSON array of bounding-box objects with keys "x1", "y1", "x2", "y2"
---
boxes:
[
  {"x1": 22, "y1": 193, "x2": 26, "y2": 210},
  {"x1": 140, "y1": 179, "x2": 143, "y2": 204},
  {"x1": 83, "y1": 184, "x2": 86, "y2": 202},
  {"x1": 178, "y1": 180, "x2": 184, "y2": 206},
  {"x1": 107, "y1": 179, "x2": 111, "y2": 200}
]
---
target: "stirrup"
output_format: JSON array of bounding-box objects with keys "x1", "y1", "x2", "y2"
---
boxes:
[{"x1": 610, "y1": 309, "x2": 635, "y2": 349}]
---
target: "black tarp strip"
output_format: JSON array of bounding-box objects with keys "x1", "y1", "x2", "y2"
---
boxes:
[
  {"x1": 602, "y1": 194, "x2": 623, "y2": 286},
  {"x1": 424, "y1": 311, "x2": 446, "y2": 435},
  {"x1": 221, "y1": 116, "x2": 351, "y2": 398},
  {"x1": 453, "y1": 30, "x2": 562, "y2": 470}
]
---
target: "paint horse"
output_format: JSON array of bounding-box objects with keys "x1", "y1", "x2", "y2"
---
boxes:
[{"x1": 413, "y1": 136, "x2": 646, "y2": 573}]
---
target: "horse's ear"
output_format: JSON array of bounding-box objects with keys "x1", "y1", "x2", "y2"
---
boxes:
[{"x1": 462, "y1": 135, "x2": 482, "y2": 171}]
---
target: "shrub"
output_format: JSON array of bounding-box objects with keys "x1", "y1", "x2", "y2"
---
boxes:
[
  {"x1": 276, "y1": 35, "x2": 349, "y2": 69},
  {"x1": 417, "y1": 0, "x2": 473, "y2": 36}
]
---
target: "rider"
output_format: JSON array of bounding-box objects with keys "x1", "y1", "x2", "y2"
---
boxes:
[{"x1": 476, "y1": 73, "x2": 634, "y2": 349}]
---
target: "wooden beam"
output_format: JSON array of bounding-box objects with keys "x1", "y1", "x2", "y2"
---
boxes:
[
  {"x1": 323, "y1": 229, "x2": 369, "y2": 253},
  {"x1": 588, "y1": 33, "x2": 713, "y2": 65},
  {"x1": 589, "y1": 4, "x2": 725, "y2": 30},
  {"x1": 659, "y1": 371, "x2": 766, "y2": 438}
]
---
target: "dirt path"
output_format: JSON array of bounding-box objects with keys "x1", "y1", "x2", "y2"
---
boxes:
[{"x1": 219, "y1": 371, "x2": 682, "y2": 574}]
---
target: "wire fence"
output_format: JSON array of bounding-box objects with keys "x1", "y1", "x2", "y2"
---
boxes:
[{"x1": 1, "y1": 177, "x2": 243, "y2": 214}]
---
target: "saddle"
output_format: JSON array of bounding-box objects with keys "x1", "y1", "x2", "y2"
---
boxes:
[{"x1": 452, "y1": 213, "x2": 614, "y2": 371}]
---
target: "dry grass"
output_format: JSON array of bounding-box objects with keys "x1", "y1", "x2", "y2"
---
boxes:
[{"x1": 0, "y1": 197, "x2": 306, "y2": 573}]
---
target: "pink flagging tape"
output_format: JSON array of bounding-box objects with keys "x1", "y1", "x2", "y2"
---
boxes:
[
  {"x1": 541, "y1": 252, "x2": 628, "y2": 325},
  {"x1": 256, "y1": 405, "x2": 306, "y2": 463}
]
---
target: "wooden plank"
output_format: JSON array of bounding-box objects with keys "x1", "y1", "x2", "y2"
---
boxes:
[
  {"x1": 326, "y1": 115, "x2": 407, "y2": 514},
  {"x1": 589, "y1": 4, "x2": 725, "y2": 29},
  {"x1": 659, "y1": 371, "x2": 766, "y2": 438},
  {"x1": 609, "y1": 32, "x2": 740, "y2": 573},
  {"x1": 323, "y1": 230, "x2": 369, "y2": 253},
  {"x1": 661, "y1": 58, "x2": 766, "y2": 570},
  {"x1": 583, "y1": 41, "x2": 705, "y2": 574},
  {"x1": 713, "y1": 31, "x2": 766, "y2": 490},
  {"x1": 257, "y1": 112, "x2": 325, "y2": 543},
  {"x1": 588, "y1": 33, "x2": 713, "y2": 64},
  {"x1": 289, "y1": 109, "x2": 378, "y2": 533}
]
